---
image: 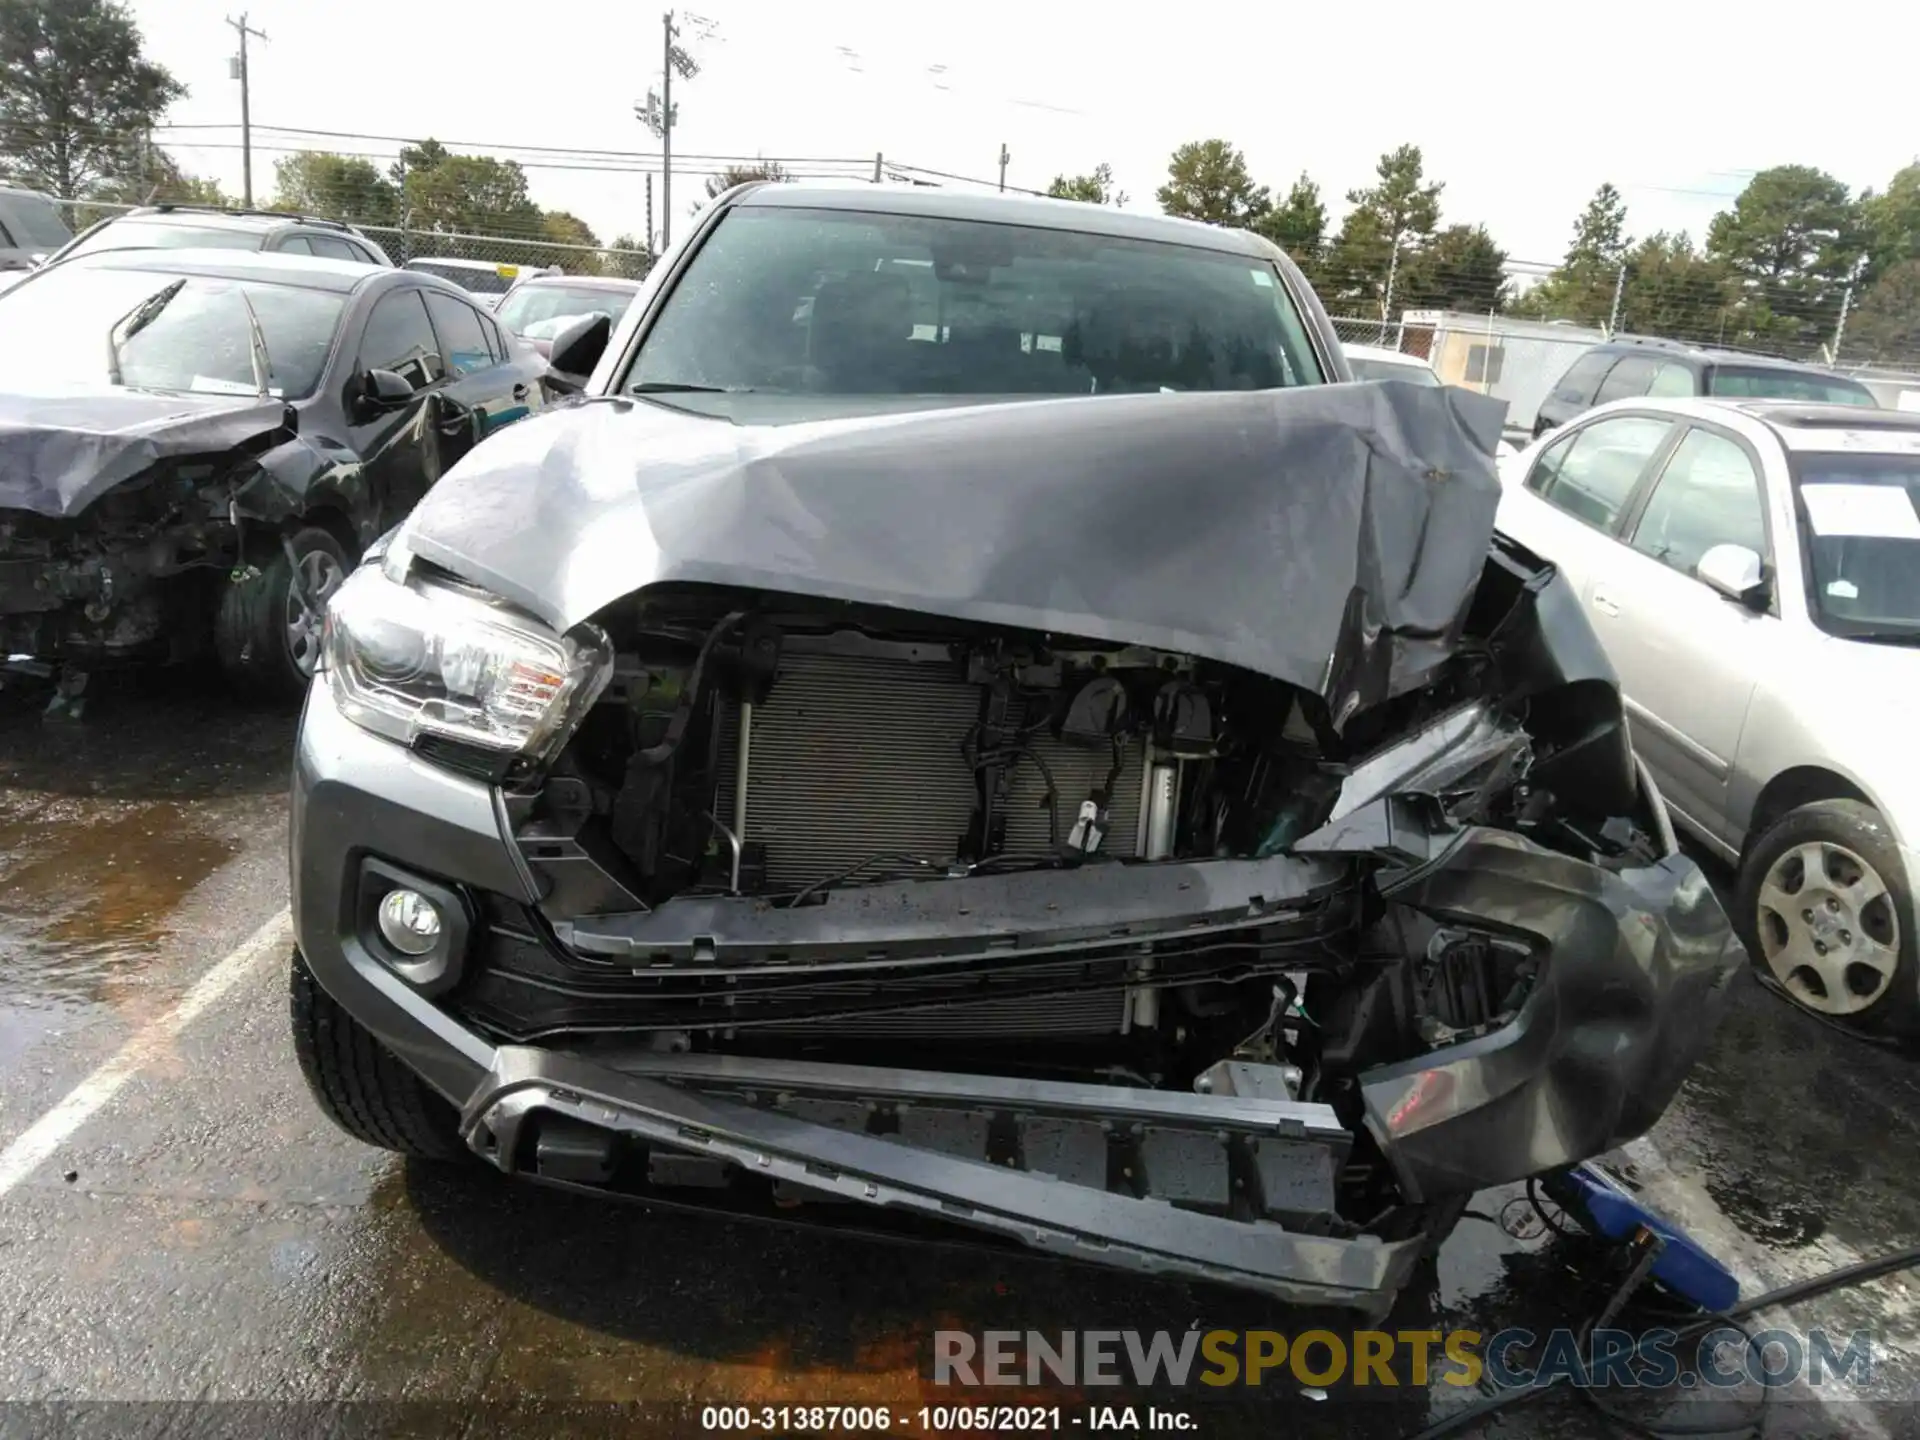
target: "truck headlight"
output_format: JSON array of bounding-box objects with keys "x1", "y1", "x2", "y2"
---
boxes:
[{"x1": 322, "y1": 563, "x2": 610, "y2": 761}]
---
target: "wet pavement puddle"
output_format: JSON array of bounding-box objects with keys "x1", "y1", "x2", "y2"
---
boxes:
[{"x1": 0, "y1": 793, "x2": 241, "y2": 1097}]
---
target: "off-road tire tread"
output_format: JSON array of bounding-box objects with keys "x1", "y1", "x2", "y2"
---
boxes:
[{"x1": 289, "y1": 953, "x2": 466, "y2": 1161}]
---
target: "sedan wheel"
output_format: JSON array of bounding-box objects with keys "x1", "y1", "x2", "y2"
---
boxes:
[
  {"x1": 283, "y1": 545, "x2": 346, "y2": 678},
  {"x1": 1755, "y1": 839, "x2": 1900, "y2": 1014},
  {"x1": 1737, "y1": 798, "x2": 1919, "y2": 1035},
  {"x1": 215, "y1": 524, "x2": 357, "y2": 701}
]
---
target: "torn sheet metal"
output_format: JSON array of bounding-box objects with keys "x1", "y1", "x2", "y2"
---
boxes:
[
  {"x1": 401, "y1": 382, "x2": 1508, "y2": 722},
  {"x1": 1359, "y1": 829, "x2": 1745, "y2": 1202},
  {"x1": 0, "y1": 389, "x2": 289, "y2": 519}
]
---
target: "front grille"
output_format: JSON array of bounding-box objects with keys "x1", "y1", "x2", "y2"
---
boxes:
[{"x1": 713, "y1": 652, "x2": 1146, "y2": 889}]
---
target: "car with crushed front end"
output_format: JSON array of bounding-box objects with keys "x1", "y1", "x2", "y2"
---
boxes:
[
  {"x1": 289, "y1": 183, "x2": 1744, "y2": 1318},
  {"x1": 0, "y1": 247, "x2": 549, "y2": 699}
]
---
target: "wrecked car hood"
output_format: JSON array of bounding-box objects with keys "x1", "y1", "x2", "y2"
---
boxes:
[
  {"x1": 401, "y1": 383, "x2": 1508, "y2": 718},
  {"x1": 0, "y1": 387, "x2": 289, "y2": 520}
]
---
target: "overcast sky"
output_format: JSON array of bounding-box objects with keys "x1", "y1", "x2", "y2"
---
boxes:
[{"x1": 128, "y1": 0, "x2": 1917, "y2": 266}]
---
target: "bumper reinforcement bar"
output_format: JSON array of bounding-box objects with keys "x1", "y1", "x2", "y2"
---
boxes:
[{"x1": 461, "y1": 1046, "x2": 1423, "y2": 1316}]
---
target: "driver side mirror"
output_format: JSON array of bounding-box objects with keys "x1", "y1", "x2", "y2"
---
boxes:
[
  {"x1": 1696, "y1": 543, "x2": 1770, "y2": 610},
  {"x1": 545, "y1": 312, "x2": 611, "y2": 393},
  {"x1": 362, "y1": 367, "x2": 415, "y2": 407}
]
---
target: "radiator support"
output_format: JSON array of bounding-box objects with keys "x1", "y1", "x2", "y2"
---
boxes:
[{"x1": 713, "y1": 648, "x2": 1148, "y2": 892}]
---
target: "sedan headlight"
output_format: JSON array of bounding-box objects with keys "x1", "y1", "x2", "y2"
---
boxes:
[{"x1": 323, "y1": 563, "x2": 610, "y2": 762}]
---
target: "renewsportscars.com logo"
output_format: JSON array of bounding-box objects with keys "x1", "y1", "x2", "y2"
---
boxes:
[{"x1": 932, "y1": 1328, "x2": 1875, "y2": 1391}]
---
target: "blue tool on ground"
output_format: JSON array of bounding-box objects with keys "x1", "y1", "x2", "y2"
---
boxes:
[{"x1": 1542, "y1": 1161, "x2": 1742, "y2": 1314}]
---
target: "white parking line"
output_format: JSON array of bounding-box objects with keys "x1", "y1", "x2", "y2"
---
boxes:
[{"x1": 0, "y1": 907, "x2": 292, "y2": 1200}]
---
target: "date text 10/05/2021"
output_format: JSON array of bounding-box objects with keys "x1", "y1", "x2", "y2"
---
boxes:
[{"x1": 699, "y1": 1406, "x2": 1195, "y2": 1432}]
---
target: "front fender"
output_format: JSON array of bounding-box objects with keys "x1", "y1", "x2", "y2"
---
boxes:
[{"x1": 1359, "y1": 827, "x2": 1743, "y2": 1201}]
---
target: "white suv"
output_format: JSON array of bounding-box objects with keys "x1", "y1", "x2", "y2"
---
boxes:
[{"x1": 1496, "y1": 396, "x2": 1920, "y2": 1034}]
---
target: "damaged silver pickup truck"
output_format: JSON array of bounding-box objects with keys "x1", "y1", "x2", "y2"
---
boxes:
[{"x1": 289, "y1": 185, "x2": 1743, "y2": 1318}]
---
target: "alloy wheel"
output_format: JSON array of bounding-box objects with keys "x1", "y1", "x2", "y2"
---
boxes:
[{"x1": 1755, "y1": 839, "x2": 1902, "y2": 1016}]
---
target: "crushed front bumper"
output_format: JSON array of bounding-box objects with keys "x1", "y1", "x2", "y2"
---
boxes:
[
  {"x1": 461, "y1": 1046, "x2": 1425, "y2": 1316},
  {"x1": 291, "y1": 678, "x2": 1745, "y2": 1316}
]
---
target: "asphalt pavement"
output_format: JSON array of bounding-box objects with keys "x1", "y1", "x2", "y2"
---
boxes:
[{"x1": 0, "y1": 669, "x2": 1916, "y2": 1440}]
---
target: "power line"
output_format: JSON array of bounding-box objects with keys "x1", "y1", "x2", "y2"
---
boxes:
[
  {"x1": 157, "y1": 137, "x2": 871, "y2": 181},
  {"x1": 153, "y1": 120, "x2": 866, "y2": 169}
]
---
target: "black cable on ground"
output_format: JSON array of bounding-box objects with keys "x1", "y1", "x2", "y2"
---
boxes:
[
  {"x1": 1528, "y1": 1175, "x2": 1584, "y2": 1241},
  {"x1": 1398, "y1": 1240, "x2": 1920, "y2": 1440},
  {"x1": 1577, "y1": 1313, "x2": 1771, "y2": 1439}
]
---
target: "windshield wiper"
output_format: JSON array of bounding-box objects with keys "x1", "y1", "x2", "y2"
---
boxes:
[
  {"x1": 236, "y1": 288, "x2": 274, "y2": 398},
  {"x1": 628, "y1": 381, "x2": 748, "y2": 395},
  {"x1": 105, "y1": 278, "x2": 187, "y2": 385}
]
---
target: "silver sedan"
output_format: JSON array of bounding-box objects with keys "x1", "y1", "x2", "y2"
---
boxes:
[{"x1": 1494, "y1": 395, "x2": 1920, "y2": 1034}]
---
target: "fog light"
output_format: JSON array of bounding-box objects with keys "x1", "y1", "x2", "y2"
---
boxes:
[{"x1": 376, "y1": 889, "x2": 443, "y2": 956}]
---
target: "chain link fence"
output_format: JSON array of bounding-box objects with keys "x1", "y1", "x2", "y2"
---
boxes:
[{"x1": 354, "y1": 224, "x2": 651, "y2": 278}]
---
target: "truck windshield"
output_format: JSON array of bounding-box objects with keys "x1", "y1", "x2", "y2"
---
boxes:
[
  {"x1": 629, "y1": 205, "x2": 1325, "y2": 403},
  {"x1": 1792, "y1": 451, "x2": 1920, "y2": 642}
]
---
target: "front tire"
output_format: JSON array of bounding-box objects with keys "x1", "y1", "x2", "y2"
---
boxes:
[
  {"x1": 215, "y1": 525, "x2": 352, "y2": 701},
  {"x1": 1736, "y1": 799, "x2": 1918, "y2": 1035},
  {"x1": 289, "y1": 951, "x2": 467, "y2": 1161}
]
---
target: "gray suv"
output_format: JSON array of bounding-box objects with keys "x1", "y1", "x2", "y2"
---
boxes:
[
  {"x1": 47, "y1": 204, "x2": 392, "y2": 267},
  {"x1": 1534, "y1": 336, "x2": 1876, "y2": 437}
]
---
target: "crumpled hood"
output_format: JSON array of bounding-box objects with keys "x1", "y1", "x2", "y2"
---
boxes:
[
  {"x1": 401, "y1": 383, "x2": 1508, "y2": 719},
  {"x1": 0, "y1": 387, "x2": 289, "y2": 519}
]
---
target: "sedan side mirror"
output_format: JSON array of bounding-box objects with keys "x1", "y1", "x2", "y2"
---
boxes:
[
  {"x1": 364, "y1": 368, "x2": 415, "y2": 406},
  {"x1": 546, "y1": 312, "x2": 611, "y2": 391},
  {"x1": 1696, "y1": 543, "x2": 1769, "y2": 610}
]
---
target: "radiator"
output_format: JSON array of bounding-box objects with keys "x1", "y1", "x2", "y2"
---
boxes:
[{"x1": 713, "y1": 652, "x2": 1148, "y2": 890}]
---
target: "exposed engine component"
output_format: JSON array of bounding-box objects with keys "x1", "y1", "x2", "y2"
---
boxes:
[
  {"x1": 494, "y1": 558, "x2": 1662, "y2": 1129},
  {"x1": 709, "y1": 647, "x2": 1155, "y2": 890}
]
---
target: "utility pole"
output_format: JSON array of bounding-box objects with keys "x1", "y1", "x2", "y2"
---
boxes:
[
  {"x1": 645, "y1": 174, "x2": 654, "y2": 257},
  {"x1": 1607, "y1": 262, "x2": 1627, "y2": 336},
  {"x1": 226, "y1": 14, "x2": 268, "y2": 206},
  {"x1": 637, "y1": 11, "x2": 706, "y2": 253},
  {"x1": 997, "y1": 143, "x2": 1010, "y2": 192},
  {"x1": 661, "y1": 11, "x2": 676, "y2": 250}
]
